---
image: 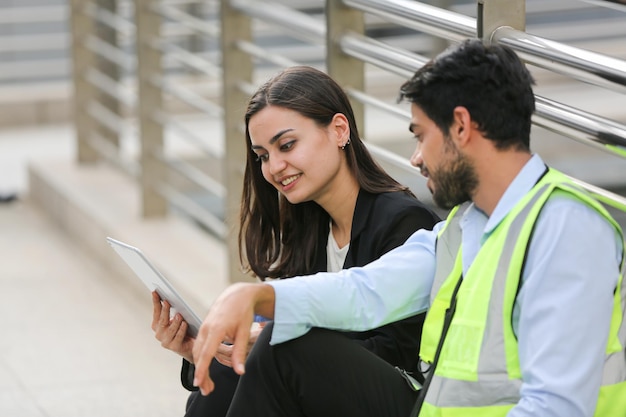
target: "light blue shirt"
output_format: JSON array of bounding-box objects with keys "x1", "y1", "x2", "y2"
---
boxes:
[{"x1": 268, "y1": 154, "x2": 623, "y2": 417}]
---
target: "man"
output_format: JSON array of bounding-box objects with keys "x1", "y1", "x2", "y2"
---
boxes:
[{"x1": 191, "y1": 39, "x2": 626, "y2": 417}]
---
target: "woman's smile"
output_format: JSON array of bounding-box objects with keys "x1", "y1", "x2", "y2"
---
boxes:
[{"x1": 279, "y1": 174, "x2": 302, "y2": 190}]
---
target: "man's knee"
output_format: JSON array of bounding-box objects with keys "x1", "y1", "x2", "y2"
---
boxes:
[
  {"x1": 246, "y1": 324, "x2": 337, "y2": 370},
  {"x1": 245, "y1": 321, "x2": 275, "y2": 368}
]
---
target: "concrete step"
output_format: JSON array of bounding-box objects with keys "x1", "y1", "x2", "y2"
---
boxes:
[
  {"x1": 27, "y1": 158, "x2": 231, "y2": 322},
  {"x1": 0, "y1": 148, "x2": 232, "y2": 416},
  {"x1": 0, "y1": 196, "x2": 194, "y2": 416}
]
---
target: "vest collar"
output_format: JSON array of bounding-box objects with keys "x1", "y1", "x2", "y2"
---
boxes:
[{"x1": 481, "y1": 154, "x2": 548, "y2": 239}]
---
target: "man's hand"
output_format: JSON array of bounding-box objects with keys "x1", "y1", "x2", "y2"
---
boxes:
[
  {"x1": 192, "y1": 283, "x2": 275, "y2": 395},
  {"x1": 215, "y1": 321, "x2": 266, "y2": 368}
]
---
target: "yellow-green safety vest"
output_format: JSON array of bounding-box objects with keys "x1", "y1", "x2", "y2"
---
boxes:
[{"x1": 418, "y1": 169, "x2": 626, "y2": 417}]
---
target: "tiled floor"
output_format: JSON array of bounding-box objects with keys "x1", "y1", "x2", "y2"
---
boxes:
[
  {"x1": 0, "y1": 199, "x2": 191, "y2": 417},
  {"x1": 0, "y1": 124, "x2": 196, "y2": 416}
]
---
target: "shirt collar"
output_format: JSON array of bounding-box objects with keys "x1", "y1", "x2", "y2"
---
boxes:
[{"x1": 460, "y1": 154, "x2": 548, "y2": 239}]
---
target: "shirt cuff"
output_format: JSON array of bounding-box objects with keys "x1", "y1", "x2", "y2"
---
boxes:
[{"x1": 266, "y1": 278, "x2": 313, "y2": 345}]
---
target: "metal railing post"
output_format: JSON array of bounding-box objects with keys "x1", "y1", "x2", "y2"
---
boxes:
[
  {"x1": 95, "y1": 0, "x2": 123, "y2": 149},
  {"x1": 135, "y1": 0, "x2": 167, "y2": 217},
  {"x1": 431, "y1": 0, "x2": 453, "y2": 54},
  {"x1": 70, "y1": 0, "x2": 99, "y2": 163},
  {"x1": 186, "y1": 2, "x2": 204, "y2": 66},
  {"x1": 221, "y1": 0, "x2": 253, "y2": 283},
  {"x1": 477, "y1": 0, "x2": 525, "y2": 44},
  {"x1": 326, "y1": 0, "x2": 365, "y2": 137}
]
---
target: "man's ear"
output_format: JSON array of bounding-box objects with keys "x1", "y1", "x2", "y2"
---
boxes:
[
  {"x1": 451, "y1": 106, "x2": 473, "y2": 147},
  {"x1": 331, "y1": 113, "x2": 350, "y2": 146}
]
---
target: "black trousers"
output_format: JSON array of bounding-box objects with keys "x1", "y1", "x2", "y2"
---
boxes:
[
  {"x1": 223, "y1": 322, "x2": 419, "y2": 417},
  {"x1": 185, "y1": 359, "x2": 240, "y2": 417}
]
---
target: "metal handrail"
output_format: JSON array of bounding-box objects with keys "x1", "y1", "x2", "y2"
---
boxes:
[
  {"x1": 345, "y1": 87, "x2": 408, "y2": 120},
  {"x1": 0, "y1": 34, "x2": 67, "y2": 53},
  {"x1": 152, "y1": 75, "x2": 223, "y2": 117},
  {"x1": 235, "y1": 40, "x2": 300, "y2": 68},
  {"x1": 0, "y1": 5, "x2": 66, "y2": 24},
  {"x1": 0, "y1": 60, "x2": 68, "y2": 81},
  {"x1": 235, "y1": 80, "x2": 259, "y2": 99},
  {"x1": 62, "y1": 0, "x2": 626, "y2": 285},
  {"x1": 84, "y1": 2, "x2": 135, "y2": 37},
  {"x1": 152, "y1": 39, "x2": 222, "y2": 78},
  {"x1": 1, "y1": 5, "x2": 68, "y2": 82},
  {"x1": 88, "y1": 131, "x2": 140, "y2": 178},
  {"x1": 493, "y1": 26, "x2": 626, "y2": 94},
  {"x1": 151, "y1": 3, "x2": 220, "y2": 39},
  {"x1": 162, "y1": 157, "x2": 226, "y2": 200},
  {"x1": 340, "y1": 32, "x2": 427, "y2": 78},
  {"x1": 86, "y1": 68, "x2": 136, "y2": 107},
  {"x1": 534, "y1": 96, "x2": 626, "y2": 157},
  {"x1": 231, "y1": 0, "x2": 325, "y2": 43},
  {"x1": 85, "y1": 36, "x2": 136, "y2": 72},
  {"x1": 344, "y1": 0, "x2": 475, "y2": 41},
  {"x1": 155, "y1": 182, "x2": 228, "y2": 238},
  {"x1": 153, "y1": 111, "x2": 223, "y2": 160},
  {"x1": 88, "y1": 100, "x2": 126, "y2": 135},
  {"x1": 366, "y1": 141, "x2": 420, "y2": 180},
  {"x1": 567, "y1": 175, "x2": 626, "y2": 212},
  {"x1": 338, "y1": 32, "x2": 626, "y2": 158}
]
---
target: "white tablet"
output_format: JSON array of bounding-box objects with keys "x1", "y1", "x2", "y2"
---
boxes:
[{"x1": 106, "y1": 237, "x2": 202, "y2": 338}]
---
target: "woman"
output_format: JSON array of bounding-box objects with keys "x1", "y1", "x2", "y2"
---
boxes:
[{"x1": 152, "y1": 66, "x2": 439, "y2": 416}]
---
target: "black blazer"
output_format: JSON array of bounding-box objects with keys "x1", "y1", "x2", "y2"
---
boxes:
[
  {"x1": 181, "y1": 190, "x2": 439, "y2": 390},
  {"x1": 311, "y1": 190, "x2": 440, "y2": 372}
]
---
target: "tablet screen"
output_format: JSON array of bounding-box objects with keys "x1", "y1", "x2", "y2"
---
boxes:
[{"x1": 106, "y1": 237, "x2": 202, "y2": 337}]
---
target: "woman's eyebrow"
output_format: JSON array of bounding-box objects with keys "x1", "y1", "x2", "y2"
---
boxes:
[
  {"x1": 269, "y1": 128, "x2": 294, "y2": 144},
  {"x1": 251, "y1": 128, "x2": 295, "y2": 150}
]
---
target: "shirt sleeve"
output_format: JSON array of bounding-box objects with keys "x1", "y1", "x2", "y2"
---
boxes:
[
  {"x1": 509, "y1": 195, "x2": 623, "y2": 417},
  {"x1": 345, "y1": 203, "x2": 439, "y2": 370},
  {"x1": 267, "y1": 224, "x2": 442, "y2": 345}
]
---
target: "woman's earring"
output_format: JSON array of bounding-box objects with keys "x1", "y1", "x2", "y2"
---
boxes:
[{"x1": 341, "y1": 139, "x2": 351, "y2": 150}]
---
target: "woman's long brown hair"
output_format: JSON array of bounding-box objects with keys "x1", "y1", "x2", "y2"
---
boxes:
[{"x1": 239, "y1": 66, "x2": 412, "y2": 279}]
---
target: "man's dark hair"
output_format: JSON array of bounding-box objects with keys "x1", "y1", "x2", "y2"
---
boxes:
[{"x1": 399, "y1": 39, "x2": 536, "y2": 151}]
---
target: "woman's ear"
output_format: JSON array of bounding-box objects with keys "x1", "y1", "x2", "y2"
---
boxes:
[{"x1": 331, "y1": 113, "x2": 350, "y2": 147}]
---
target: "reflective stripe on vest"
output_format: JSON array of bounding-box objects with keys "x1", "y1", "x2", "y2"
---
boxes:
[{"x1": 418, "y1": 169, "x2": 626, "y2": 417}]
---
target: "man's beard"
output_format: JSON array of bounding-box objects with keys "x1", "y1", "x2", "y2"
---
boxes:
[{"x1": 430, "y1": 150, "x2": 478, "y2": 210}]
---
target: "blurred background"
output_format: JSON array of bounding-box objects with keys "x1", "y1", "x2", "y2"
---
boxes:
[{"x1": 1, "y1": 0, "x2": 625, "y2": 415}]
